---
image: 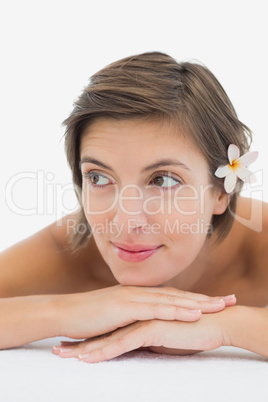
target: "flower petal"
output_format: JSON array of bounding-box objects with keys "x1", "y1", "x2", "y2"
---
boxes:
[
  {"x1": 224, "y1": 172, "x2": 237, "y2": 193},
  {"x1": 228, "y1": 144, "x2": 240, "y2": 164},
  {"x1": 244, "y1": 172, "x2": 258, "y2": 184},
  {"x1": 215, "y1": 164, "x2": 230, "y2": 178},
  {"x1": 236, "y1": 166, "x2": 252, "y2": 181},
  {"x1": 238, "y1": 151, "x2": 258, "y2": 167}
]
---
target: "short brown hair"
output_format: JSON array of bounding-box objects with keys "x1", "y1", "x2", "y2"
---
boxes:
[{"x1": 63, "y1": 51, "x2": 252, "y2": 253}]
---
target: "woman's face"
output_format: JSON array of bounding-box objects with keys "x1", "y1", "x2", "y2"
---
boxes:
[{"x1": 80, "y1": 118, "x2": 226, "y2": 286}]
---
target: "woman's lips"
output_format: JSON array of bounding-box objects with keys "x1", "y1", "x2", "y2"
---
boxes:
[{"x1": 112, "y1": 243, "x2": 162, "y2": 262}]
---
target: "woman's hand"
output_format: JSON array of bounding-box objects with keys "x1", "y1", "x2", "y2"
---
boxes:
[
  {"x1": 56, "y1": 285, "x2": 235, "y2": 340},
  {"x1": 53, "y1": 307, "x2": 230, "y2": 363},
  {"x1": 53, "y1": 286, "x2": 235, "y2": 352}
]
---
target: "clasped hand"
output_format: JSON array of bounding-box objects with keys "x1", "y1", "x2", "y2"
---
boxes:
[{"x1": 52, "y1": 285, "x2": 236, "y2": 363}]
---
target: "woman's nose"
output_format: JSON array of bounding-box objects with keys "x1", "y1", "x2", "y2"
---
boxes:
[{"x1": 112, "y1": 184, "x2": 149, "y2": 229}]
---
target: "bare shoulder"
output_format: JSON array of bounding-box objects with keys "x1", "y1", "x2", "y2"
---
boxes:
[
  {"x1": 0, "y1": 210, "x2": 106, "y2": 297},
  {"x1": 236, "y1": 196, "x2": 268, "y2": 244},
  {"x1": 236, "y1": 196, "x2": 268, "y2": 278}
]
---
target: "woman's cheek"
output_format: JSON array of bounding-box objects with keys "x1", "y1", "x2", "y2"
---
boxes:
[
  {"x1": 82, "y1": 187, "x2": 118, "y2": 218},
  {"x1": 161, "y1": 189, "x2": 213, "y2": 262}
]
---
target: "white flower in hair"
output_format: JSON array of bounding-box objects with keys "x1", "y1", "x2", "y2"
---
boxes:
[{"x1": 215, "y1": 144, "x2": 258, "y2": 193}]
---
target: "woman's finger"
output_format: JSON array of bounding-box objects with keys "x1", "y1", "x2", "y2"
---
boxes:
[
  {"x1": 132, "y1": 286, "x2": 234, "y2": 304},
  {"x1": 125, "y1": 295, "x2": 229, "y2": 321},
  {"x1": 55, "y1": 324, "x2": 137, "y2": 359},
  {"x1": 78, "y1": 323, "x2": 150, "y2": 363},
  {"x1": 125, "y1": 301, "x2": 202, "y2": 322},
  {"x1": 53, "y1": 332, "x2": 115, "y2": 356}
]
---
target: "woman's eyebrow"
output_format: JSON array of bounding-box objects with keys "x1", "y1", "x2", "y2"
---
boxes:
[{"x1": 80, "y1": 157, "x2": 191, "y2": 173}]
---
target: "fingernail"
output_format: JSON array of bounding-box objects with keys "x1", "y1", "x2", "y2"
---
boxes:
[
  {"x1": 78, "y1": 354, "x2": 90, "y2": 359},
  {"x1": 211, "y1": 298, "x2": 224, "y2": 304},
  {"x1": 59, "y1": 348, "x2": 73, "y2": 353},
  {"x1": 189, "y1": 309, "x2": 202, "y2": 314},
  {"x1": 53, "y1": 346, "x2": 61, "y2": 351},
  {"x1": 223, "y1": 294, "x2": 236, "y2": 300}
]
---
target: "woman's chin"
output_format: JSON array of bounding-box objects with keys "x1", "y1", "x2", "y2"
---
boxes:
[{"x1": 115, "y1": 273, "x2": 167, "y2": 287}]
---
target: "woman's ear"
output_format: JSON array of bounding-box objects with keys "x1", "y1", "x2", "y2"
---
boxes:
[{"x1": 213, "y1": 191, "x2": 230, "y2": 215}]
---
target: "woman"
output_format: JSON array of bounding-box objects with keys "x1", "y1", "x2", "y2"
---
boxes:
[{"x1": 0, "y1": 52, "x2": 267, "y2": 363}]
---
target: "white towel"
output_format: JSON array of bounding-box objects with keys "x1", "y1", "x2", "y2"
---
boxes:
[{"x1": 1, "y1": 336, "x2": 267, "y2": 402}]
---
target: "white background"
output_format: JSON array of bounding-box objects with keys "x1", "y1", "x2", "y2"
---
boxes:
[{"x1": 1, "y1": 0, "x2": 267, "y2": 252}]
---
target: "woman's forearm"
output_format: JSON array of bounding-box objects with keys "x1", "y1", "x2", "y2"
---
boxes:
[
  {"x1": 0, "y1": 295, "x2": 60, "y2": 349},
  {"x1": 222, "y1": 305, "x2": 268, "y2": 358}
]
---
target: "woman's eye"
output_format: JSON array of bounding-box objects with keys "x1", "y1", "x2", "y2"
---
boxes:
[
  {"x1": 83, "y1": 171, "x2": 182, "y2": 190},
  {"x1": 84, "y1": 172, "x2": 110, "y2": 187},
  {"x1": 150, "y1": 174, "x2": 182, "y2": 190}
]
